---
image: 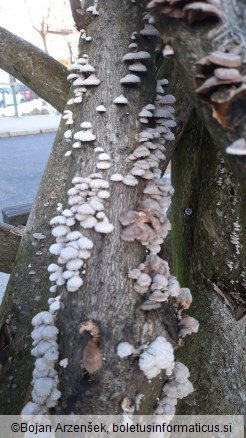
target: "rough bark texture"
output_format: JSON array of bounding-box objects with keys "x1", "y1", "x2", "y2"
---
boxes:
[
  {"x1": 171, "y1": 110, "x2": 246, "y2": 415},
  {"x1": 0, "y1": 0, "x2": 178, "y2": 415},
  {"x1": 69, "y1": 0, "x2": 91, "y2": 31},
  {"x1": 0, "y1": 27, "x2": 69, "y2": 113},
  {"x1": 153, "y1": 0, "x2": 246, "y2": 189},
  {"x1": 0, "y1": 224, "x2": 23, "y2": 273}
]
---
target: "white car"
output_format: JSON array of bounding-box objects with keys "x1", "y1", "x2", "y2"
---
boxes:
[{"x1": 0, "y1": 87, "x2": 25, "y2": 107}]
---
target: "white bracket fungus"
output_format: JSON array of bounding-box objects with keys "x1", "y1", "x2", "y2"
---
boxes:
[
  {"x1": 96, "y1": 104, "x2": 106, "y2": 112},
  {"x1": 120, "y1": 74, "x2": 141, "y2": 85}
]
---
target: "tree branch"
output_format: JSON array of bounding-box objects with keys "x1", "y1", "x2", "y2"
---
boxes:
[
  {"x1": 153, "y1": 0, "x2": 246, "y2": 187},
  {"x1": 0, "y1": 27, "x2": 70, "y2": 113}
]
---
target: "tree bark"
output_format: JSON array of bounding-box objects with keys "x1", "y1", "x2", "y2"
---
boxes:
[
  {"x1": 0, "y1": 27, "x2": 69, "y2": 113},
  {"x1": 153, "y1": 0, "x2": 246, "y2": 189},
  {"x1": 0, "y1": 224, "x2": 23, "y2": 273},
  {"x1": 0, "y1": 0, "x2": 183, "y2": 414},
  {"x1": 171, "y1": 109, "x2": 246, "y2": 415},
  {"x1": 69, "y1": 0, "x2": 91, "y2": 31}
]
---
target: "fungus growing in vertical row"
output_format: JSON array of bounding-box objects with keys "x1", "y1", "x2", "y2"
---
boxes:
[
  {"x1": 114, "y1": 74, "x2": 198, "y2": 412},
  {"x1": 154, "y1": 361, "x2": 194, "y2": 416},
  {"x1": 21, "y1": 302, "x2": 61, "y2": 414},
  {"x1": 67, "y1": 55, "x2": 100, "y2": 103}
]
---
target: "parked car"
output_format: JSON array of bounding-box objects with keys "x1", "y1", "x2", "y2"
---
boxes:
[
  {"x1": 0, "y1": 87, "x2": 25, "y2": 107},
  {"x1": 16, "y1": 83, "x2": 38, "y2": 101}
]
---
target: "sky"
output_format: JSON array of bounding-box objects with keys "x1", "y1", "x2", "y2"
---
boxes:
[{"x1": 0, "y1": 0, "x2": 79, "y2": 66}]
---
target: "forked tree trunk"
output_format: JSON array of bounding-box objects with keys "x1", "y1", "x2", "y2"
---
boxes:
[{"x1": 0, "y1": 0, "x2": 181, "y2": 414}]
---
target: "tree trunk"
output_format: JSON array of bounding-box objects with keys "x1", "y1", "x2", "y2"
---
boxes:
[
  {"x1": 171, "y1": 109, "x2": 246, "y2": 415},
  {"x1": 153, "y1": 0, "x2": 246, "y2": 189},
  {"x1": 0, "y1": 0, "x2": 183, "y2": 414},
  {"x1": 0, "y1": 27, "x2": 69, "y2": 112}
]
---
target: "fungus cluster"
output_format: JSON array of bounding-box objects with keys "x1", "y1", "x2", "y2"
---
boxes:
[
  {"x1": 147, "y1": 0, "x2": 222, "y2": 24},
  {"x1": 112, "y1": 80, "x2": 177, "y2": 187},
  {"x1": 116, "y1": 76, "x2": 198, "y2": 410},
  {"x1": 120, "y1": 30, "x2": 152, "y2": 86},
  {"x1": 21, "y1": 304, "x2": 61, "y2": 415},
  {"x1": 74, "y1": 121, "x2": 96, "y2": 145},
  {"x1": 139, "y1": 336, "x2": 175, "y2": 379},
  {"x1": 49, "y1": 173, "x2": 114, "y2": 293},
  {"x1": 67, "y1": 54, "x2": 100, "y2": 106},
  {"x1": 154, "y1": 361, "x2": 194, "y2": 416},
  {"x1": 120, "y1": 186, "x2": 172, "y2": 252},
  {"x1": 195, "y1": 51, "x2": 244, "y2": 127}
]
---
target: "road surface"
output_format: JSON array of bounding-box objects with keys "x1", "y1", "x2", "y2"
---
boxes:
[
  {"x1": 0, "y1": 132, "x2": 55, "y2": 220},
  {"x1": 0, "y1": 133, "x2": 55, "y2": 303}
]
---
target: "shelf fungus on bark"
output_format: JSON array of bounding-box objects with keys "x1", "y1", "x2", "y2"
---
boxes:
[
  {"x1": 147, "y1": 0, "x2": 222, "y2": 24},
  {"x1": 79, "y1": 320, "x2": 102, "y2": 374},
  {"x1": 195, "y1": 51, "x2": 245, "y2": 127}
]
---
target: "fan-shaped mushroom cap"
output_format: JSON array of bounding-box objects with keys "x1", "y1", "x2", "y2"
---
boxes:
[
  {"x1": 122, "y1": 51, "x2": 151, "y2": 62},
  {"x1": 208, "y1": 51, "x2": 242, "y2": 68},
  {"x1": 183, "y1": 2, "x2": 222, "y2": 24},
  {"x1": 139, "y1": 300, "x2": 161, "y2": 311},
  {"x1": 120, "y1": 74, "x2": 141, "y2": 85},
  {"x1": 113, "y1": 94, "x2": 129, "y2": 105}
]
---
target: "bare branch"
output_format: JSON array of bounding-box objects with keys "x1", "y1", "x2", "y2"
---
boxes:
[{"x1": 0, "y1": 26, "x2": 70, "y2": 113}]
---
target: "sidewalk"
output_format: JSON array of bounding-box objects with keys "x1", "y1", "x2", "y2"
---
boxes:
[{"x1": 0, "y1": 114, "x2": 61, "y2": 138}]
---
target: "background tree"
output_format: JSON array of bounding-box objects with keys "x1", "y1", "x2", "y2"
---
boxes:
[
  {"x1": 0, "y1": 0, "x2": 245, "y2": 416},
  {"x1": 24, "y1": 0, "x2": 76, "y2": 59}
]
